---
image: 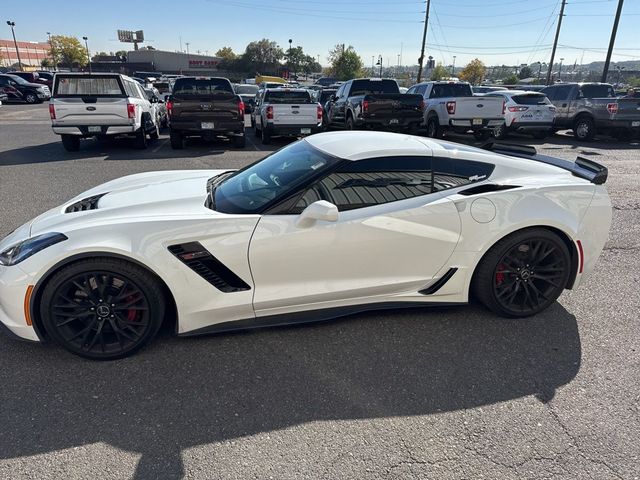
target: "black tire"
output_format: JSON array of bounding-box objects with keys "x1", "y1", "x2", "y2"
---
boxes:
[
  {"x1": 170, "y1": 129, "x2": 183, "y2": 149},
  {"x1": 473, "y1": 130, "x2": 491, "y2": 141},
  {"x1": 346, "y1": 115, "x2": 355, "y2": 130},
  {"x1": 573, "y1": 116, "x2": 596, "y2": 141},
  {"x1": 134, "y1": 127, "x2": 148, "y2": 149},
  {"x1": 40, "y1": 258, "x2": 165, "y2": 360},
  {"x1": 472, "y1": 228, "x2": 571, "y2": 318},
  {"x1": 149, "y1": 120, "x2": 160, "y2": 140},
  {"x1": 24, "y1": 91, "x2": 39, "y2": 104},
  {"x1": 261, "y1": 127, "x2": 271, "y2": 145},
  {"x1": 426, "y1": 117, "x2": 441, "y2": 138},
  {"x1": 493, "y1": 123, "x2": 508, "y2": 140},
  {"x1": 233, "y1": 133, "x2": 246, "y2": 148},
  {"x1": 61, "y1": 134, "x2": 80, "y2": 152},
  {"x1": 533, "y1": 130, "x2": 551, "y2": 140}
]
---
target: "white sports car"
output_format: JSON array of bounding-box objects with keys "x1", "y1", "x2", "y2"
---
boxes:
[{"x1": 0, "y1": 132, "x2": 611, "y2": 359}]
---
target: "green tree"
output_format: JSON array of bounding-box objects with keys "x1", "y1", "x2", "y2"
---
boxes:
[
  {"x1": 216, "y1": 47, "x2": 236, "y2": 61},
  {"x1": 459, "y1": 58, "x2": 486, "y2": 85},
  {"x1": 40, "y1": 58, "x2": 53, "y2": 68},
  {"x1": 430, "y1": 64, "x2": 449, "y2": 81},
  {"x1": 518, "y1": 66, "x2": 533, "y2": 79},
  {"x1": 328, "y1": 44, "x2": 363, "y2": 80},
  {"x1": 50, "y1": 35, "x2": 88, "y2": 67},
  {"x1": 301, "y1": 55, "x2": 321, "y2": 74},
  {"x1": 284, "y1": 46, "x2": 305, "y2": 75},
  {"x1": 244, "y1": 39, "x2": 284, "y2": 75},
  {"x1": 503, "y1": 74, "x2": 519, "y2": 85}
]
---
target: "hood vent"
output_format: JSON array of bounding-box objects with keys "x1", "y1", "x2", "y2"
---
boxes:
[
  {"x1": 168, "y1": 242, "x2": 251, "y2": 293},
  {"x1": 65, "y1": 193, "x2": 107, "y2": 213}
]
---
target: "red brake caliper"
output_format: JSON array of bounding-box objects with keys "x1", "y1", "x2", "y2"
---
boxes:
[
  {"x1": 495, "y1": 263, "x2": 506, "y2": 285},
  {"x1": 126, "y1": 294, "x2": 138, "y2": 322}
]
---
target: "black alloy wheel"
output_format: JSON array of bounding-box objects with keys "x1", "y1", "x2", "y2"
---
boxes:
[
  {"x1": 24, "y1": 92, "x2": 38, "y2": 104},
  {"x1": 41, "y1": 259, "x2": 164, "y2": 359},
  {"x1": 473, "y1": 229, "x2": 571, "y2": 318}
]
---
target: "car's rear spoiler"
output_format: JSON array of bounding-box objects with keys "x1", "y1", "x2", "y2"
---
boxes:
[{"x1": 481, "y1": 142, "x2": 608, "y2": 185}]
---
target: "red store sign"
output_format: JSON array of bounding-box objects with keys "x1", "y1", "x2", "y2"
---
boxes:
[{"x1": 188, "y1": 59, "x2": 219, "y2": 68}]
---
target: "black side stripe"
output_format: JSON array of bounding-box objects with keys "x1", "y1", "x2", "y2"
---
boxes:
[
  {"x1": 419, "y1": 268, "x2": 458, "y2": 295},
  {"x1": 168, "y1": 242, "x2": 251, "y2": 293}
]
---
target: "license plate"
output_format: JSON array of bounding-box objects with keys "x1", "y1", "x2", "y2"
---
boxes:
[
  {"x1": 632, "y1": 121, "x2": 640, "y2": 127},
  {"x1": 472, "y1": 118, "x2": 483, "y2": 126},
  {"x1": 201, "y1": 122, "x2": 215, "y2": 129},
  {"x1": 300, "y1": 128, "x2": 311, "y2": 134},
  {"x1": 88, "y1": 126, "x2": 101, "y2": 133},
  {"x1": 389, "y1": 119, "x2": 399, "y2": 125}
]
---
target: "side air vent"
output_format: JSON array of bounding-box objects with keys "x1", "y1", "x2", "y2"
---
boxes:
[
  {"x1": 419, "y1": 268, "x2": 458, "y2": 295},
  {"x1": 65, "y1": 193, "x2": 108, "y2": 213},
  {"x1": 168, "y1": 242, "x2": 251, "y2": 293},
  {"x1": 458, "y1": 184, "x2": 520, "y2": 196}
]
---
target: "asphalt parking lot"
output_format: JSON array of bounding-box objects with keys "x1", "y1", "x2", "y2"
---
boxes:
[{"x1": 0, "y1": 102, "x2": 638, "y2": 480}]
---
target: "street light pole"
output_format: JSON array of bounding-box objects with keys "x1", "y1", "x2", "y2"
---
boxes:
[
  {"x1": 378, "y1": 55, "x2": 383, "y2": 78},
  {"x1": 82, "y1": 36, "x2": 91, "y2": 73},
  {"x1": 47, "y1": 31, "x2": 55, "y2": 71},
  {"x1": 452, "y1": 56, "x2": 456, "y2": 76},
  {"x1": 558, "y1": 57, "x2": 564, "y2": 82},
  {"x1": 6, "y1": 21, "x2": 22, "y2": 70},
  {"x1": 537, "y1": 61, "x2": 542, "y2": 81}
]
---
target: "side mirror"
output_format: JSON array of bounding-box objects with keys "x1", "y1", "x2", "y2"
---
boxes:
[
  {"x1": 150, "y1": 96, "x2": 159, "y2": 103},
  {"x1": 329, "y1": 94, "x2": 336, "y2": 102},
  {"x1": 296, "y1": 200, "x2": 339, "y2": 228}
]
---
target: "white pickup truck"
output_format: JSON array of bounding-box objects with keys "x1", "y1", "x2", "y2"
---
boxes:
[
  {"x1": 407, "y1": 81, "x2": 504, "y2": 140},
  {"x1": 251, "y1": 88, "x2": 322, "y2": 144},
  {"x1": 49, "y1": 73, "x2": 160, "y2": 151}
]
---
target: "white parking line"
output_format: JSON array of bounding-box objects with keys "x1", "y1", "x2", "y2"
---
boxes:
[
  {"x1": 152, "y1": 138, "x2": 168, "y2": 153},
  {"x1": 246, "y1": 131, "x2": 260, "y2": 151}
]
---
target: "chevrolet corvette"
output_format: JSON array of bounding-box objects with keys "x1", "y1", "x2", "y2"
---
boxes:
[{"x1": 0, "y1": 131, "x2": 611, "y2": 359}]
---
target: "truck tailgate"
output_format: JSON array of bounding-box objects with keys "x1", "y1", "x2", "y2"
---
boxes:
[
  {"x1": 272, "y1": 104, "x2": 318, "y2": 125},
  {"x1": 52, "y1": 97, "x2": 130, "y2": 125},
  {"x1": 612, "y1": 98, "x2": 640, "y2": 123},
  {"x1": 451, "y1": 97, "x2": 503, "y2": 119},
  {"x1": 172, "y1": 95, "x2": 241, "y2": 122}
]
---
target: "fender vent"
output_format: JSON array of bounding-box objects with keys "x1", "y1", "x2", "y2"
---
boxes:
[
  {"x1": 419, "y1": 268, "x2": 458, "y2": 295},
  {"x1": 458, "y1": 184, "x2": 519, "y2": 196},
  {"x1": 65, "y1": 193, "x2": 107, "y2": 213},
  {"x1": 168, "y1": 242, "x2": 251, "y2": 293}
]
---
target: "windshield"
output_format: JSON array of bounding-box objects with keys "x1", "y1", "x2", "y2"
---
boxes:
[
  {"x1": 213, "y1": 140, "x2": 340, "y2": 214},
  {"x1": 512, "y1": 94, "x2": 550, "y2": 105},
  {"x1": 172, "y1": 78, "x2": 234, "y2": 96},
  {"x1": 350, "y1": 79, "x2": 398, "y2": 96},
  {"x1": 7, "y1": 74, "x2": 29, "y2": 85},
  {"x1": 235, "y1": 85, "x2": 258, "y2": 94},
  {"x1": 265, "y1": 90, "x2": 312, "y2": 104}
]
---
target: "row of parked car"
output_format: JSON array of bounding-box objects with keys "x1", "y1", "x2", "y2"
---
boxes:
[{"x1": 39, "y1": 71, "x2": 640, "y2": 152}]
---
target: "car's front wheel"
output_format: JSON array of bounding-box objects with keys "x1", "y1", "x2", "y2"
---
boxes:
[
  {"x1": 472, "y1": 228, "x2": 571, "y2": 318},
  {"x1": 40, "y1": 258, "x2": 165, "y2": 360}
]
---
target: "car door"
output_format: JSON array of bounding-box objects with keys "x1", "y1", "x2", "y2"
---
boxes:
[
  {"x1": 329, "y1": 81, "x2": 349, "y2": 125},
  {"x1": 0, "y1": 76, "x2": 21, "y2": 100},
  {"x1": 248, "y1": 155, "x2": 463, "y2": 317}
]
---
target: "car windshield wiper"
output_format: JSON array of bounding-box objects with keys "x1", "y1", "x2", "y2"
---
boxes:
[{"x1": 205, "y1": 171, "x2": 235, "y2": 210}]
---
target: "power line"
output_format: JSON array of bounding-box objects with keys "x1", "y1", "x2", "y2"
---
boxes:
[{"x1": 436, "y1": 15, "x2": 557, "y2": 29}]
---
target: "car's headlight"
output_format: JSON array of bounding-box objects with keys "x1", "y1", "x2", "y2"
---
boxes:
[{"x1": 0, "y1": 232, "x2": 67, "y2": 266}]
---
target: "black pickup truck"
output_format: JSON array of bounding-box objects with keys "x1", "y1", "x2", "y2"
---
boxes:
[
  {"x1": 168, "y1": 77, "x2": 245, "y2": 149},
  {"x1": 326, "y1": 78, "x2": 423, "y2": 131}
]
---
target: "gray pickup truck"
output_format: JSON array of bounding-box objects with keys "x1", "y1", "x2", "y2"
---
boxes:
[{"x1": 541, "y1": 82, "x2": 640, "y2": 141}]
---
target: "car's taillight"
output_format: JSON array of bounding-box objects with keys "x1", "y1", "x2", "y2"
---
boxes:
[
  {"x1": 166, "y1": 101, "x2": 173, "y2": 116},
  {"x1": 127, "y1": 103, "x2": 136, "y2": 119},
  {"x1": 317, "y1": 103, "x2": 323, "y2": 121},
  {"x1": 266, "y1": 105, "x2": 274, "y2": 120},
  {"x1": 606, "y1": 103, "x2": 618, "y2": 115},
  {"x1": 48, "y1": 103, "x2": 56, "y2": 120},
  {"x1": 238, "y1": 100, "x2": 245, "y2": 119},
  {"x1": 502, "y1": 100, "x2": 506, "y2": 115},
  {"x1": 419, "y1": 99, "x2": 425, "y2": 111},
  {"x1": 446, "y1": 101, "x2": 456, "y2": 114},
  {"x1": 508, "y1": 106, "x2": 529, "y2": 112},
  {"x1": 362, "y1": 100, "x2": 369, "y2": 114}
]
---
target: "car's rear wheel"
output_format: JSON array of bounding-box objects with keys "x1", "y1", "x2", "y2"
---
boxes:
[
  {"x1": 134, "y1": 127, "x2": 148, "y2": 149},
  {"x1": 170, "y1": 129, "x2": 183, "y2": 149},
  {"x1": 346, "y1": 116, "x2": 355, "y2": 130},
  {"x1": 40, "y1": 258, "x2": 165, "y2": 360},
  {"x1": 233, "y1": 132, "x2": 246, "y2": 148},
  {"x1": 61, "y1": 135, "x2": 80, "y2": 152},
  {"x1": 149, "y1": 118, "x2": 160, "y2": 140},
  {"x1": 573, "y1": 116, "x2": 596, "y2": 141},
  {"x1": 261, "y1": 127, "x2": 271, "y2": 145},
  {"x1": 472, "y1": 228, "x2": 571, "y2": 318},
  {"x1": 426, "y1": 117, "x2": 441, "y2": 138},
  {"x1": 493, "y1": 123, "x2": 508, "y2": 140}
]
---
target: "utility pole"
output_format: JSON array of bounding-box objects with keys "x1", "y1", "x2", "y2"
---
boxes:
[
  {"x1": 47, "y1": 31, "x2": 56, "y2": 71},
  {"x1": 416, "y1": 0, "x2": 431, "y2": 83},
  {"x1": 601, "y1": 0, "x2": 624, "y2": 83},
  {"x1": 6, "y1": 21, "x2": 22, "y2": 70},
  {"x1": 546, "y1": 0, "x2": 567, "y2": 85},
  {"x1": 82, "y1": 36, "x2": 91, "y2": 73}
]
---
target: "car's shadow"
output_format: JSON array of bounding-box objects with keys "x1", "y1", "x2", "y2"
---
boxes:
[
  {"x1": 0, "y1": 133, "x2": 271, "y2": 166},
  {"x1": 0, "y1": 302, "x2": 580, "y2": 479}
]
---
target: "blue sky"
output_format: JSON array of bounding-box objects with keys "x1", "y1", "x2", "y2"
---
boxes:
[{"x1": 4, "y1": 0, "x2": 639, "y2": 68}]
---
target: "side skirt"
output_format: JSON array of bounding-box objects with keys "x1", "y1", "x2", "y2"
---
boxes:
[{"x1": 178, "y1": 301, "x2": 467, "y2": 337}]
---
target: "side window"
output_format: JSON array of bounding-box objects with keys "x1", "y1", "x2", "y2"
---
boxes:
[
  {"x1": 0, "y1": 77, "x2": 7, "y2": 86},
  {"x1": 294, "y1": 156, "x2": 433, "y2": 212},
  {"x1": 417, "y1": 84, "x2": 427, "y2": 96},
  {"x1": 123, "y1": 81, "x2": 135, "y2": 98},
  {"x1": 335, "y1": 83, "x2": 345, "y2": 98},
  {"x1": 407, "y1": 86, "x2": 415, "y2": 94},
  {"x1": 540, "y1": 87, "x2": 555, "y2": 100},
  {"x1": 553, "y1": 85, "x2": 573, "y2": 101},
  {"x1": 432, "y1": 157, "x2": 495, "y2": 192},
  {"x1": 135, "y1": 84, "x2": 146, "y2": 99}
]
